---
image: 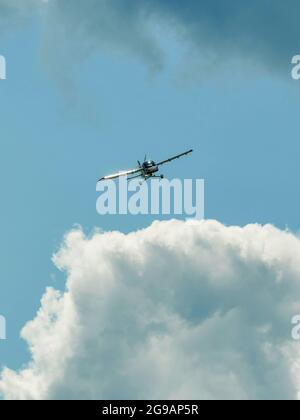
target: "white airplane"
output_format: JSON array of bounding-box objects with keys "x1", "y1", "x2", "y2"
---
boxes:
[{"x1": 98, "y1": 149, "x2": 193, "y2": 182}]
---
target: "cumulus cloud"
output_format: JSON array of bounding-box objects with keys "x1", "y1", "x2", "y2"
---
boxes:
[{"x1": 1, "y1": 219, "x2": 300, "y2": 400}]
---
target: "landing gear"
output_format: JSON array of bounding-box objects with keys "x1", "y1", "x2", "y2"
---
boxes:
[{"x1": 151, "y1": 174, "x2": 164, "y2": 179}]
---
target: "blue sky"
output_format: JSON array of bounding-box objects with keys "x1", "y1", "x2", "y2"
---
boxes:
[{"x1": 1, "y1": 1, "x2": 300, "y2": 379}]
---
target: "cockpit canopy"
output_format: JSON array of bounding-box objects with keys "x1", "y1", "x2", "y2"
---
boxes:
[{"x1": 143, "y1": 160, "x2": 155, "y2": 168}]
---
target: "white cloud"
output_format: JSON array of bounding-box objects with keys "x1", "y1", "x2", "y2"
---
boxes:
[{"x1": 1, "y1": 219, "x2": 300, "y2": 400}]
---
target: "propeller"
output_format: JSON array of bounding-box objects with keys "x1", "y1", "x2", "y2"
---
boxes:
[
  {"x1": 137, "y1": 160, "x2": 141, "y2": 167},
  {"x1": 144, "y1": 154, "x2": 147, "y2": 162}
]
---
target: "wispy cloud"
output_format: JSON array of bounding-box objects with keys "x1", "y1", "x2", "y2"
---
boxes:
[
  {"x1": 2, "y1": 1, "x2": 299, "y2": 77},
  {"x1": 40, "y1": 0, "x2": 300, "y2": 76},
  {"x1": 0, "y1": 0, "x2": 35, "y2": 35}
]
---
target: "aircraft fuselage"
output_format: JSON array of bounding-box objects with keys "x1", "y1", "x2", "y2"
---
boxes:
[{"x1": 142, "y1": 160, "x2": 159, "y2": 176}]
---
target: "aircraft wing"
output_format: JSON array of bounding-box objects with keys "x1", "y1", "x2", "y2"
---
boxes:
[
  {"x1": 156, "y1": 149, "x2": 193, "y2": 166},
  {"x1": 98, "y1": 167, "x2": 142, "y2": 181}
]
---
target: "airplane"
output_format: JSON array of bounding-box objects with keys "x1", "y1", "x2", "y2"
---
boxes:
[{"x1": 98, "y1": 149, "x2": 193, "y2": 182}]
